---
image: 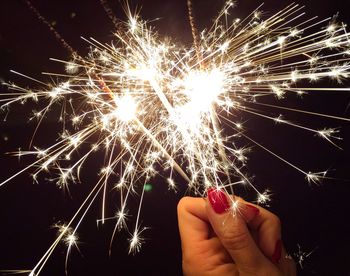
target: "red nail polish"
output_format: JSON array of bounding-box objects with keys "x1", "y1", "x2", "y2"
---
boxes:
[
  {"x1": 244, "y1": 204, "x2": 260, "y2": 221},
  {"x1": 271, "y1": 239, "x2": 282, "y2": 264},
  {"x1": 207, "y1": 188, "x2": 230, "y2": 214}
]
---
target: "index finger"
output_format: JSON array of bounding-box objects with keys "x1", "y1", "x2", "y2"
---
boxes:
[{"x1": 177, "y1": 196, "x2": 210, "y2": 248}]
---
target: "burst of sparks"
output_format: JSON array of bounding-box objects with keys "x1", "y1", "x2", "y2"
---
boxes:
[
  {"x1": 1, "y1": 1, "x2": 350, "y2": 274},
  {"x1": 293, "y1": 244, "x2": 316, "y2": 269}
]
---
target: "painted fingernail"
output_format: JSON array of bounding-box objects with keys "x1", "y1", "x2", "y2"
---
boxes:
[
  {"x1": 207, "y1": 188, "x2": 230, "y2": 214},
  {"x1": 271, "y1": 239, "x2": 282, "y2": 264},
  {"x1": 243, "y1": 204, "x2": 260, "y2": 221}
]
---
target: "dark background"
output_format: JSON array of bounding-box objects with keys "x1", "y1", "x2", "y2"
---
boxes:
[{"x1": 1, "y1": 0, "x2": 350, "y2": 275}]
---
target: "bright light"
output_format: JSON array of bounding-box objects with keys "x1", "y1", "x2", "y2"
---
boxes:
[
  {"x1": 174, "y1": 68, "x2": 224, "y2": 127},
  {"x1": 184, "y1": 68, "x2": 224, "y2": 112},
  {"x1": 114, "y1": 95, "x2": 137, "y2": 122}
]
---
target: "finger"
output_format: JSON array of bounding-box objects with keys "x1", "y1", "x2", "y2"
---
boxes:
[
  {"x1": 177, "y1": 197, "x2": 210, "y2": 250},
  {"x1": 238, "y1": 199, "x2": 282, "y2": 262},
  {"x1": 177, "y1": 196, "x2": 234, "y2": 272},
  {"x1": 206, "y1": 188, "x2": 278, "y2": 274},
  {"x1": 279, "y1": 247, "x2": 297, "y2": 276},
  {"x1": 238, "y1": 199, "x2": 297, "y2": 274}
]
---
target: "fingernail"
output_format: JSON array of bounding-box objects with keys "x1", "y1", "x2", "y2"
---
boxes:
[
  {"x1": 271, "y1": 239, "x2": 282, "y2": 264},
  {"x1": 243, "y1": 204, "x2": 260, "y2": 222},
  {"x1": 207, "y1": 188, "x2": 230, "y2": 214}
]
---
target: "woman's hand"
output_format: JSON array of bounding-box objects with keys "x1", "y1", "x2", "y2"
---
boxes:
[{"x1": 177, "y1": 188, "x2": 296, "y2": 275}]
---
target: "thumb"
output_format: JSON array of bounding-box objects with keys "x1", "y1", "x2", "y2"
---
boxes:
[{"x1": 206, "y1": 188, "x2": 276, "y2": 275}]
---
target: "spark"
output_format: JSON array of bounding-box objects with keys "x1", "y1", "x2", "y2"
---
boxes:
[
  {"x1": 294, "y1": 244, "x2": 316, "y2": 269},
  {"x1": 128, "y1": 227, "x2": 147, "y2": 255},
  {"x1": 257, "y1": 189, "x2": 272, "y2": 206},
  {"x1": 167, "y1": 178, "x2": 176, "y2": 191}
]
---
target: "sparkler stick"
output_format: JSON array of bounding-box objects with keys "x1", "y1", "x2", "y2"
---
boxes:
[
  {"x1": 187, "y1": 0, "x2": 233, "y2": 190},
  {"x1": 134, "y1": 118, "x2": 190, "y2": 183},
  {"x1": 97, "y1": 77, "x2": 190, "y2": 222},
  {"x1": 187, "y1": 0, "x2": 203, "y2": 66},
  {"x1": 100, "y1": 77, "x2": 190, "y2": 183},
  {"x1": 99, "y1": 0, "x2": 119, "y2": 29},
  {"x1": 24, "y1": 0, "x2": 77, "y2": 57}
]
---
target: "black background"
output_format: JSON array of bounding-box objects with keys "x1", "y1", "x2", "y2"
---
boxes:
[{"x1": 1, "y1": 1, "x2": 350, "y2": 275}]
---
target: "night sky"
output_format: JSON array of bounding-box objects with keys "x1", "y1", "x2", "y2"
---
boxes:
[{"x1": 1, "y1": 1, "x2": 350, "y2": 275}]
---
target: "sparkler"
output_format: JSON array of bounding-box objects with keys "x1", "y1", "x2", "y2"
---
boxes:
[{"x1": 1, "y1": 0, "x2": 350, "y2": 274}]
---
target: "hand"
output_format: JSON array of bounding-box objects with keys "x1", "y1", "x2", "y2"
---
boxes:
[{"x1": 177, "y1": 188, "x2": 296, "y2": 276}]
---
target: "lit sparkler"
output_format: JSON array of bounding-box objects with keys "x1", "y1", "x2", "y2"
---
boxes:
[{"x1": 1, "y1": 1, "x2": 350, "y2": 274}]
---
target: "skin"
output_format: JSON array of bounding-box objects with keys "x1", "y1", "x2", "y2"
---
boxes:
[{"x1": 177, "y1": 195, "x2": 296, "y2": 276}]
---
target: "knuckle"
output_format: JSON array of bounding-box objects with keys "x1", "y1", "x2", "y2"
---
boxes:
[
  {"x1": 270, "y1": 214, "x2": 281, "y2": 228},
  {"x1": 181, "y1": 253, "x2": 202, "y2": 276},
  {"x1": 221, "y1": 227, "x2": 251, "y2": 251},
  {"x1": 177, "y1": 196, "x2": 191, "y2": 214}
]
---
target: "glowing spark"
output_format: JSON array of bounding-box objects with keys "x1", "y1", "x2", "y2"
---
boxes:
[
  {"x1": 65, "y1": 234, "x2": 78, "y2": 247},
  {"x1": 294, "y1": 244, "x2": 316, "y2": 269},
  {"x1": 113, "y1": 95, "x2": 137, "y2": 122},
  {"x1": 257, "y1": 190, "x2": 272, "y2": 206}
]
